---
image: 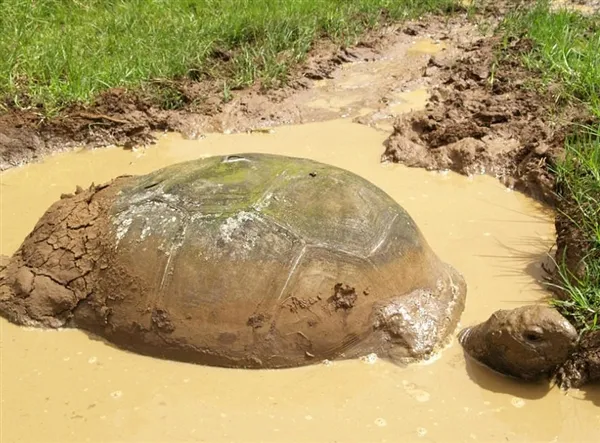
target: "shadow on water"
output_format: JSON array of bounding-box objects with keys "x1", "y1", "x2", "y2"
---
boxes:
[
  {"x1": 463, "y1": 350, "x2": 600, "y2": 405},
  {"x1": 485, "y1": 236, "x2": 555, "y2": 281},
  {"x1": 581, "y1": 385, "x2": 600, "y2": 406},
  {"x1": 461, "y1": 351, "x2": 551, "y2": 400},
  {"x1": 472, "y1": 195, "x2": 556, "y2": 289}
]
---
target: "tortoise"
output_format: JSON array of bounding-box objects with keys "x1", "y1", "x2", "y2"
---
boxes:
[
  {"x1": 459, "y1": 304, "x2": 600, "y2": 388},
  {"x1": 0, "y1": 153, "x2": 466, "y2": 368}
]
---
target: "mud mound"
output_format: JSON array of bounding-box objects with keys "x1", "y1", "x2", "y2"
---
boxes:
[{"x1": 382, "y1": 36, "x2": 589, "y2": 205}]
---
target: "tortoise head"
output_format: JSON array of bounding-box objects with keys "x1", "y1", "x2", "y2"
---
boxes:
[{"x1": 459, "y1": 305, "x2": 578, "y2": 380}]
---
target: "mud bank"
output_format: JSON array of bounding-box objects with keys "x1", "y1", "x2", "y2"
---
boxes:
[
  {"x1": 381, "y1": 33, "x2": 592, "y2": 206},
  {"x1": 0, "y1": 15, "x2": 479, "y2": 170}
]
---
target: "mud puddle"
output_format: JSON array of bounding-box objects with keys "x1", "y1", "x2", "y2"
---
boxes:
[
  {"x1": 299, "y1": 37, "x2": 443, "y2": 132},
  {"x1": 2, "y1": 119, "x2": 599, "y2": 442}
]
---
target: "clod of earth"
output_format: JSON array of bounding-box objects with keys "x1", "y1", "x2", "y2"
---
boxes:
[
  {"x1": 0, "y1": 153, "x2": 466, "y2": 368},
  {"x1": 459, "y1": 304, "x2": 600, "y2": 388},
  {"x1": 381, "y1": 35, "x2": 587, "y2": 206}
]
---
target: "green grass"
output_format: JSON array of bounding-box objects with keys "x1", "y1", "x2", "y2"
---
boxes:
[
  {"x1": 0, "y1": 0, "x2": 456, "y2": 114},
  {"x1": 551, "y1": 129, "x2": 600, "y2": 331},
  {"x1": 500, "y1": 1, "x2": 600, "y2": 331},
  {"x1": 500, "y1": 1, "x2": 600, "y2": 114}
]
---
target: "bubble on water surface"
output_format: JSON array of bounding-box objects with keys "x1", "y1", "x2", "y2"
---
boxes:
[
  {"x1": 402, "y1": 380, "x2": 431, "y2": 402},
  {"x1": 511, "y1": 397, "x2": 525, "y2": 408},
  {"x1": 374, "y1": 418, "x2": 387, "y2": 427},
  {"x1": 360, "y1": 353, "x2": 378, "y2": 364}
]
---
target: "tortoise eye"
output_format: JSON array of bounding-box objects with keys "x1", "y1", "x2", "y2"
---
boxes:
[{"x1": 524, "y1": 330, "x2": 543, "y2": 342}]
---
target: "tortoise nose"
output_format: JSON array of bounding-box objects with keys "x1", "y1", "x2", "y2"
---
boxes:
[{"x1": 458, "y1": 327, "x2": 472, "y2": 346}]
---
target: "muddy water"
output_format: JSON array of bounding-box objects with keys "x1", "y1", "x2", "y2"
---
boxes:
[
  {"x1": 301, "y1": 38, "x2": 442, "y2": 131},
  {"x1": 1, "y1": 119, "x2": 599, "y2": 442},
  {"x1": 406, "y1": 39, "x2": 446, "y2": 55}
]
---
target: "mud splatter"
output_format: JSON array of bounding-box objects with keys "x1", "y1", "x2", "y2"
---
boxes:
[{"x1": 329, "y1": 283, "x2": 358, "y2": 310}]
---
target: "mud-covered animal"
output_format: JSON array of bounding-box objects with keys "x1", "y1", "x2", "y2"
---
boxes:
[
  {"x1": 459, "y1": 304, "x2": 600, "y2": 388},
  {"x1": 0, "y1": 153, "x2": 466, "y2": 368}
]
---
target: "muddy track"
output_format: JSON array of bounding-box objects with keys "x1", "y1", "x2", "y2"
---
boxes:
[{"x1": 1, "y1": 15, "x2": 481, "y2": 171}]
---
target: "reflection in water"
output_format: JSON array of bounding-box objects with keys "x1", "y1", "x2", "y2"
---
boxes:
[{"x1": 1, "y1": 120, "x2": 599, "y2": 442}]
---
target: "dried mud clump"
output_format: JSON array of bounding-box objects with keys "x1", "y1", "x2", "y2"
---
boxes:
[
  {"x1": 382, "y1": 37, "x2": 587, "y2": 205},
  {"x1": 555, "y1": 329, "x2": 600, "y2": 389},
  {"x1": 0, "y1": 182, "x2": 119, "y2": 328}
]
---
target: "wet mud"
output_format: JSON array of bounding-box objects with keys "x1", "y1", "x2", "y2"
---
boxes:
[
  {"x1": 380, "y1": 29, "x2": 593, "y2": 207},
  {"x1": 556, "y1": 330, "x2": 600, "y2": 389}
]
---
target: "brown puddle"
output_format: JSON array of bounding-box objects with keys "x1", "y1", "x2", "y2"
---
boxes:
[
  {"x1": 1, "y1": 119, "x2": 599, "y2": 442},
  {"x1": 388, "y1": 88, "x2": 430, "y2": 115},
  {"x1": 406, "y1": 38, "x2": 446, "y2": 55},
  {"x1": 300, "y1": 38, "x2": 441, "y2": 130}
]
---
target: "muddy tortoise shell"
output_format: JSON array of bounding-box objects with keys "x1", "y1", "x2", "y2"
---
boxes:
[{"x1": 0, "y1": 153, "x2": 466, "y2": 368}]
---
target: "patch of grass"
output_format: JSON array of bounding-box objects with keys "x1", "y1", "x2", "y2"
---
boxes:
[
  {"x1": 0, "y1": 0, "x2": 457, "y2": 114},
  {"x1": 500, "y1": 1, "x2": 600, "y2": 114},
  {"x1": 551, "y1": 129, "x2": 600, "y2": 330},
  {"x1": 500, "y1": 1, "x2": 600, "y2": 330}
]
